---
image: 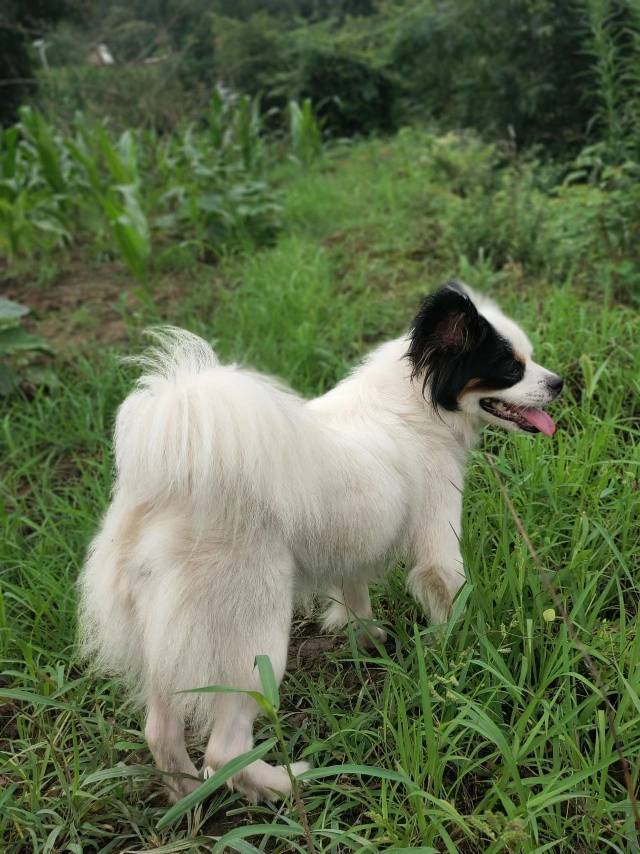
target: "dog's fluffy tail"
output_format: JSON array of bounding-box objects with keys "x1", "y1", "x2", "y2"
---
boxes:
[{"x1": 114, "y1": 327, "x2": 319, "y2": 520}]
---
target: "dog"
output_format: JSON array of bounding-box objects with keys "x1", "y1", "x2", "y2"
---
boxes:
[{"x1": 78, "y1": 281, "x2": 563, "y2": 802}]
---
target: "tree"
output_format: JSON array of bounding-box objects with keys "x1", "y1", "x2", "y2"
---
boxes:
[{"x1": 1, "y1": 0, "x2": 73, "y2": 124}]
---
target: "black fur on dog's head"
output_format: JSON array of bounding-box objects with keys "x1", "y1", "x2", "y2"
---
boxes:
[{"x1": 406, "y1": 281, "x2": 525, "y2": 412}]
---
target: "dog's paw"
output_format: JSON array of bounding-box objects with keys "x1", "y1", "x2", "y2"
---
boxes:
[
  {"x1": 203, "y1": 760, "x2": 312, "y2": 804},
  {"x1": 290, "y1": 760, "x2": 312, "y2": 777},
  {"x1": 357, "y1": 625, "x2": 388, "y2": 650},
  {"x1": 165, "y1": 773, "x2": 200, "y2": 804}
]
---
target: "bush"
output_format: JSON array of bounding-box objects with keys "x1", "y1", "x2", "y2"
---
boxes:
[
  {"x1": 582, "y1": 0, "x2": 640, "y2": 163},
  {"x1": 213, "y1": 12, "x2": 289, "y2": 114},
  {"x1": 0, "y1": 28, "x2": 33, "y2": 127},
  {"x1": 293, "y1": 48, "x2": 397, "y2": 137},
  {"x1": 33, "y1": 64, "x2": 195, "y2": 134},
  {"x1": 395, "y1": 129, "x2": 640, "y2": 304},
  {"x1": 390, "y1": 0, "x2": 594, "y2": 149}
]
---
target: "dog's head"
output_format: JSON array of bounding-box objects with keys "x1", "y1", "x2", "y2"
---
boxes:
[{"x1": 406, "y1": 281, "x2": 563, "y2": 435}]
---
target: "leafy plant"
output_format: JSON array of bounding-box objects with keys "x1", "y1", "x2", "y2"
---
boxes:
[
  {"x1": 289, "y1": 98, "x2": 322, "y2": 166},
  {"x1": 0, "y1": 100, "x2": 289, "y2": 274},
  {"x1": 582, "y1": 0, "x2": 640, "y2": 162},
  {"x1": 0, "y1": 299, "x2": 52, "y2": 396},
  {"x1": 0, "y1": 120, "x2": 70, "y2": 257},
  {"x1": 67, "y1": 121, "x2": 151, "y2": 281}
]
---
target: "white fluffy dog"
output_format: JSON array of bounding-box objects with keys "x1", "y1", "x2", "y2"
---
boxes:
[{"x1": 78, "y1": 281, "x2": 563, "y2": 802}]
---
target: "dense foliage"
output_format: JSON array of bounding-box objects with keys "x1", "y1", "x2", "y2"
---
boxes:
[
  {"x1": 9, "y1": 0, "x2": 637, "y2": 157},
  {"x1": 0, "y1": 92, "x2": 326, "y2": 278},
  {"x1": 0, "y1": 0, "x2": 73, "y2": 124}
]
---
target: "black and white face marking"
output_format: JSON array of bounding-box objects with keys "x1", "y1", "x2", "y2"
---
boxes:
[{"x1": 407, "y1": 282, "x2": 563, "y2": 435}]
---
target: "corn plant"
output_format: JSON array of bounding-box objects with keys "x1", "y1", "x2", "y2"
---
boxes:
[
  {"x1": 208, "y1": 86, "x2": 264, "y2": 171},
  {"x1": 0, "y1": 121, "x2": 70, "y2": 256},
  {"x1": 18, "y1": 107, "x2": 68, "y2": 197},
  {"x1": 289, "y1": 98, "x2": 323, "y2": 166},
  {"x1": 0, "y1": 97, "x2": 321, "y2": 272},
  {"x1": 155, "y1": 92, "x2": 280, "y2": 256},
  {"x1": 67, "y1": 120, "x2": 150, "y2": 281}
]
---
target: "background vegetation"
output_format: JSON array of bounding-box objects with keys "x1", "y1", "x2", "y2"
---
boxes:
[{"x1": 1, "y1": 0, "x2": 639, "y2": 852}]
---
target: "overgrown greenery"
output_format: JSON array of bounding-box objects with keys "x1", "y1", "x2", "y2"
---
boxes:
[
  {"x1": 18, "y1": 0, "x2": 640, "y2": 154},
  {"x1": 0, "y1": 91, "x2": 324, "y2": 279},
  {"x1": 1, "y1": 125, "x2": 639, "y2": 851}
]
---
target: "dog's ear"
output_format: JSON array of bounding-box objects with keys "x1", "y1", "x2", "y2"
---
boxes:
[{"x1": 406, "y1": 281, "x2": 487, "y2": 410}]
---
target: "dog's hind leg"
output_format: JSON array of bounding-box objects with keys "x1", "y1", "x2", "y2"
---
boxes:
[
  {"x1": 322, "y1": 580, "x2": 387, "y2": 648},
  {"x1": 145, "y1": 695, "x2": 199, "y2": 803},
  {"x1": 201, "y1": 560, "x2": 310, "y2": 802}
]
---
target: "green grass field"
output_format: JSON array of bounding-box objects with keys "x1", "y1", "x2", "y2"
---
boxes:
[{"x1": 2, "y1": 130, "x2": 639, "y2": 853}]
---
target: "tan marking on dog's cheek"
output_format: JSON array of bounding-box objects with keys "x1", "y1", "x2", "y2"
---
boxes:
[{"x1": 459, "y1": 377, "x2": 489, "y2": 398}]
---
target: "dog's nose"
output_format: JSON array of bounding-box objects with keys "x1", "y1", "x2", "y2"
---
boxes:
[{"x1": 547, "y1": 374, "x2": 564, "y2": 396}]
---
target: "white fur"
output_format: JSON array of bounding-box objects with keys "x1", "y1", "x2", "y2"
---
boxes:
[{"x1": 78, "y1": 291, "x2": 558, "y2": 802}]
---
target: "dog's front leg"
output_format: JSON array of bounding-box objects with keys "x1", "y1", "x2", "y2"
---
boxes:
[{"x1": 407, "y1": 486, "x2": 466, "y2": 625}]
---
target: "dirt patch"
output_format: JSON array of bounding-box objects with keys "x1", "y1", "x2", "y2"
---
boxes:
[
  {"x1": 287, "y1": 634, "x2": 340, "y2": 671},
  {"x1": 2, "y1": 261, "x2": 135, "y2": 350},
  {"x1": 1, "y1": 255, "x2": 213, "y2": 355}
]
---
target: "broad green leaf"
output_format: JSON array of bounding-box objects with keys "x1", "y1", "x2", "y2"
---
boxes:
[
  {"x1": 0, "y1": 126, "x2": 19, "y2": 179},
  {"x1": 0, "y1": 298, "x2": 29, "y2": 320},
  {"x1": 0, "y1": 326, "x2": 52, "y2": 356},
  {"x1": 113, "y1": 220, "x2": 149, "y2": 282},
  {"x1": 255, "y1": 654, "x2": 280, "y2": 710},
  {"x1": 0, "y1": 363, "x2": 19, "y2": 395},
  {"x1": 0, "y1": 688, "x2": 72, "y2": 710},
  {"x1": 83, "y1": 764, "x2": 156, "y2": 786},
  {"x1": 178, "y1": 683, "x2": 275, "y2": 717},
  {"x1": 298, "y1": 763, "x2": 419, "y2": 790}
]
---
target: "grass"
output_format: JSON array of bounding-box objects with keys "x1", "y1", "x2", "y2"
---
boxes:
[{"x1": 1, "y1": 129, "x2": 639, "y2": 853}]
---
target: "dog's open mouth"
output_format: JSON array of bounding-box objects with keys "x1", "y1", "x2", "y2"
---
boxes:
[{"x1": 480, "y1": 398, "x2": 556, "y2": 436}]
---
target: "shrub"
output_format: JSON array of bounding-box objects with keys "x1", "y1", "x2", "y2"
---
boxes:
[
  {"x1": 212, "y1": 13, "x2": 289, "y2": 117},
  {"x1": 582, "y1": 0, "x2": 640, "y2": 163},
  {"x1": 34, "y1": 64, "x2": 193, "y2": 134},
  {"x1": 390, "y1": 0, "x2": 594, "y2": 148},
  {"x1": 0, "y1": 0, "x2": 73, "y2": 125},
  {"x1": 293, "y1": 48, "x2": 397, "y2": 137}
]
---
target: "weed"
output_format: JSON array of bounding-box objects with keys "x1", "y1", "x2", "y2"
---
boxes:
[{"x1": 0, "y1": 298, "x2": 52, "y2": 395}]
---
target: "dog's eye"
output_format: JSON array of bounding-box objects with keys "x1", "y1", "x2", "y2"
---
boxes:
[{"x1": 504, "y1": 362, "x2": 525, "y2": 383}]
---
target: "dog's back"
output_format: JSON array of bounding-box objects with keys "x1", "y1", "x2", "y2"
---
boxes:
[{"x1": 114, "y1": 328, "x2": 317, "y2": 517}]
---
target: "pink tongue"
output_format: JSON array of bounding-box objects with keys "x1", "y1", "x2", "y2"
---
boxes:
[{"x1": 520, "y1": 408, "x2": 556, "y2": 436}]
